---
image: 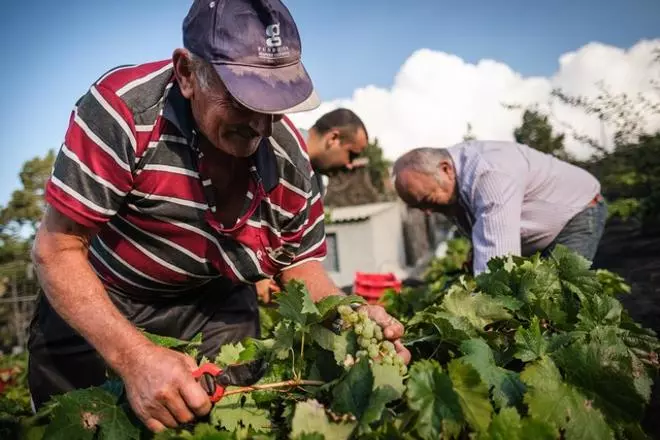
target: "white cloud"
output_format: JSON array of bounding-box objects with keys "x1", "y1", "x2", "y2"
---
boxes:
[{"x1": 290, "y1": 39, "x2": 660, "y2": 161}]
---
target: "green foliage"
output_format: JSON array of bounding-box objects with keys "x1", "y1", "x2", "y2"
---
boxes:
[
  {"x1": 290, "y1": 400, "x2": 355, "y2": 440},
  {"x1": 360, "y1": 138, "x2": 393, "y2": 195},
  {"x1": 583, "y1": 133, "x2": 660, "y2": 228},
  {"x1": 5, "y1": 247, "x2": 659, "y2": 439},
  {"x1": 549, "y1": 55, "x2": 660, "y2": 229},
  {"x1": 381, "y1": 237, "x2": 471, "y2": 321},
  {"x1": 0, "y1": 150, "x2": 56, "y2": 352},
  {"x1": 607, "y1": 197, "x2": 641, "y2": 220},
  {"x1": 42, "y1": 388, "x2": 141, "y2": 440},
  {"x1": 0, "y1": 149, "x2": 55, "y2": 233},
  {"x1": 406, "y1": 360, "x2": 464, "y2": 439},
  {"x1": 514, "y1": 109, "x2": 567, "y2": 158},
  {"x1": 0, "y1": 352, "x2": 32, "y2": 439},
  {"x1": 521, "y1": 357, "x2": 613, "y2": 440}
]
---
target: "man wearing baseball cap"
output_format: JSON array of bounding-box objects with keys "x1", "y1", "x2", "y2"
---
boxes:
[{"x1": 27, "y1": 0, "x2": 410, "y2": 433}]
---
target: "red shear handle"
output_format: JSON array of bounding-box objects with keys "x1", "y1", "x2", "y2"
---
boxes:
[{"x1": 192, "y1": 363, "x2": 226, "y2": 403}]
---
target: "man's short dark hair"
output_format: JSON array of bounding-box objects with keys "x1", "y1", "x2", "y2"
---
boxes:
[{"x1": 311, "y1": 108, "x2": 368, "y2": 140}]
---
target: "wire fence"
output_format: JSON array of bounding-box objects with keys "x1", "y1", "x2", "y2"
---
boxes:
[{"x1": 0, "y1": 261, "x2": 40, "y2": 354}]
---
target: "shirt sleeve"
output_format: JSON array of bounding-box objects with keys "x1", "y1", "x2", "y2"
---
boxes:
[
  {"x1": 45, "y1": 84, "x2": 136, "y2": 228},
  {"x1": 469, "y1": 170, "x2": 524, "y2": 274}
]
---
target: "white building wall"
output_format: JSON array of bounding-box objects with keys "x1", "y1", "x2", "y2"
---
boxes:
[
  {"x1": 370, "y1": 204, "x2": 409, "y2": 278},
  {"x1": 324, "y1": 220, "x2": 375, "y2": 287}
]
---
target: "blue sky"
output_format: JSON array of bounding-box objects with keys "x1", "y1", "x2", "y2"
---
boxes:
[{"x1": 1, "y1": 0, "x2": 659, "y2": 205}]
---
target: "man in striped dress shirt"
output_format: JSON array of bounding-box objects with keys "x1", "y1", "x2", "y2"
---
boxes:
[
  {"x1": 392, "y1": 141, "x2": 607, "y2": 275},
  {"x1": 27, "y1": 0, "x2": 409, "y2": 433}
]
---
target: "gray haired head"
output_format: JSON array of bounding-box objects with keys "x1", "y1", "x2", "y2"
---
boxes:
[{"x1": 392, "y1": 147, "x2": 452, "y2": 183}]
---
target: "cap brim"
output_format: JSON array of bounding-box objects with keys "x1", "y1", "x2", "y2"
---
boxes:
[{"x1": 214, "y1": 61, "x2": 320, "y2": 115}]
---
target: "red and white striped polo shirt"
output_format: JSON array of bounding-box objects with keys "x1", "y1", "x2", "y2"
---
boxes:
[{"x1": 45, "y1": 60, "x2": 327, "y2": 298}]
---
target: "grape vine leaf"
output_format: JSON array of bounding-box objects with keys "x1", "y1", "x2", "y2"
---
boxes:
[
  {"x1": 310, "y1": 324, "x2": 339, "y2": 352},
  {"x1": 515, "y1": 258, "x2": 568, "y2": 326},
  {"x1": 290, "y1": 399, "x2": 356, "y2": 440},
  {"x1": 447, "y1": 359, "x2": 493, "y2": 433},
  {"x1": 274, "y1": 281, "x2": 320, "y2": 326},
  {"x1": 478, "y1": 407, "x2": 556, "y2": 440},
  {"x1": 294, "y1": 434, "x2": 325, "y2": 440},
  {"x1": 250, "y1": 362, "x2": 290, "y2": 406},
  {"x1": 550, "y1": 245, "x2": 600, "y2": 297},
  {"x1": 142, "y1": 331, "x2": 202, "y2": 357},
  {"x1": 272, "y1": 322, "x2": 296, "y2": 360},
  {"x1": 552, "y1": 342, "x2": 646, "y2": 422},
  {"x1": 259, "y1": 305, "x2": 278, "y2": 336},
  {"x1": 315, "y1": 295, "x2": 365, "y2": 321},
  {"x1": 356, "y1": 363, "x2": 407, "y2": 432},
  {"x1": 359, "y1": 386, "x2": 401, "y2": 432},
  {"x1": 310, "y1": 324, "x2": 354, "y2": 366},
  {"x1": 513, "y1": 317, "x2": 548, "y2": 362},
  {"x1": 520, "y1": 356, "x2": 613, "y2": 440},
  {"x1": 406, "y1": 359, "x2": 463, "y2": 440},
  {"x1": 442, "y1": 289, "x2": 511, "y2": 330},
  {"x1": 154, "y1": 423, "x2": 235, "y2": 439},
  {"x1": 210, "y1": 394, "x2": 270, "y2": 432},
  {"x1": 576, "y1": 294, "x2": 623, "y2": 330},
  {"x1": 331, "y1": 357, "x2": 374, "y2": 418},
  {"x1": 459, "y1": 339, "x2": 526, "y2": 409},
  {"x1": 235, "y1": 338, "x2": 274, "y2": 364},
  {"x1": 425, "y1": 313, "x2": 478, "y2": 345},
  {"x1": 587, "y1": 325, "x2": 656, "y2": 403},
  {"x1": 475, "y1": 263, "x2": 515, "y2": 297},
  {"x1": 372, "y1": 363, "x2": 405, "y2": 398},
  {"x1": 43, "y1": 388, "x2": 140, "y2": 440},
  {"x1": 216, "y1": 342, "x2": 245, "y2": 367}
]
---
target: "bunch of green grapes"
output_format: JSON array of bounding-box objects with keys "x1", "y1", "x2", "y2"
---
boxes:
[{"x1": 337, "y1": 305, "x2": 407, "y2": 375}]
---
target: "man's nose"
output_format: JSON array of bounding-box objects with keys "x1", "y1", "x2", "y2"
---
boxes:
[{"x1": 249, "y1": 113, "x2": 274, "y2": 138}]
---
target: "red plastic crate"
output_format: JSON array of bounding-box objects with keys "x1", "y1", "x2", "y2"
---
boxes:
[{"x1": 353, "y1": 272, "x2": 402, "y2": 304}]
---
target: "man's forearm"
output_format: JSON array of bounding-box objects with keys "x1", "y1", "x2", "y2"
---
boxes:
[
  {"x1": 33, "y1": 246, "x2": 152, "y2": 376},
  {"x1": 279, "y1": 260, "x2": 344, "y2": 302}
]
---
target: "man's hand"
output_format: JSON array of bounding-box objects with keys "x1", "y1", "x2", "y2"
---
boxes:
[
  {"x1": 360, "y1": 304, "x2": 411, "y2": 365},
  {"x1": 279, "y1": 261, "x2": 412, "y2": 365},
  {"x1": 255, "y1": 278, "x2": 280, "y2": 304},
  {"x1": 120, "y1": 343, "x2": 212, "y2": 433}
]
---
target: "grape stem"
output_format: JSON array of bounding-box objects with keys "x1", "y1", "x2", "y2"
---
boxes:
[{"x1": 223, "y1": 379, "x2": 325, "y2": 397}]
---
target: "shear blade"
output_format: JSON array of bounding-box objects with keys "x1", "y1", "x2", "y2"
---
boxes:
[{"x1": 220, "y1": 359, "x2": 268, "y2": 387}]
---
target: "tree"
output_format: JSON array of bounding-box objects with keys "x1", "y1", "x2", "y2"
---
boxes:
[
  {"x1": 552, "y1": 84, "x2": 659, "y2": 155},
  {"x1": 362, "y1": 138, "x2": 393, "y2": 195},
  {"x1": 553, "y1": 52, "x2": 660, "y2": 229},
  {"x1": 551, "y1": 52, "x2": 659, "y2": 156},
  {"x1": 0, "y1": 150, "x2": 55, "y2": 264},
  {"x1": 0, "y1": 150, "x2": 54, "y2": 349},
  {"x1": 513, "y1": 109, "x2": 567, "y2": 158}
]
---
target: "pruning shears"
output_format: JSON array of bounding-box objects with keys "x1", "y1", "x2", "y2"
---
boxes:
[{"x1": 192, "y1": 359, "x2": 267, "y2": 403}]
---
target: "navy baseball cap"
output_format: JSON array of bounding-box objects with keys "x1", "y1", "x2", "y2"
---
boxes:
[{"x1": 182, "y1": 0, "x2": 320, "y2": 114}]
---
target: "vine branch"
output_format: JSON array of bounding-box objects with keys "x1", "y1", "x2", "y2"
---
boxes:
[{"x1": 223, "y1": 379, "x2": 325, "y2": 397}]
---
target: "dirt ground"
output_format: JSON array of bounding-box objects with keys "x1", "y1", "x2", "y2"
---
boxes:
[{"x1": 592, "y1": 218, "x2": 660, "y2": 438}]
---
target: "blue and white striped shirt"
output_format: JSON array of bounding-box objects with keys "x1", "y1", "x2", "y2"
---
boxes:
[{"x1": 446, "y1": 141, "x2": 601, "y2": 274}]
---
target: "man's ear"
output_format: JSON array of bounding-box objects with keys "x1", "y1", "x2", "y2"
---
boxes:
[
  {"x1": 172, "y1": 49, "x2": 195, "y2": 99},
  {"x1": 325, "y1": 129, "x2": 341, "y2": 150},
  {"x1": 329, "y1": 128, "x2": 341, "y2": 142},
  {"x1": 438, "y1": 159, "x2": 451, "y2": 175}
]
